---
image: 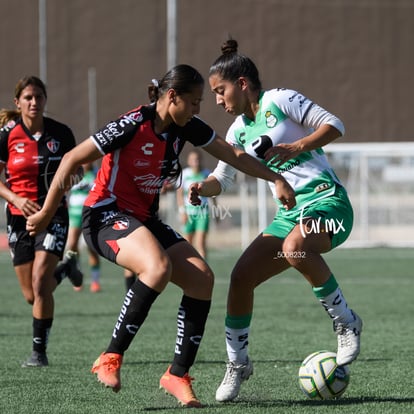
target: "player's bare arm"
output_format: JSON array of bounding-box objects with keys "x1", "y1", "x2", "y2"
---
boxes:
[
  {"x1": 204, "y1": 136, "x2": 296, "y2": 209},
  {"x1": 264, "y1": 124, "x2": 342, "y2": 167},
  {"x1": 26, "y1": 138, "x2": 101, "y2": 235}
]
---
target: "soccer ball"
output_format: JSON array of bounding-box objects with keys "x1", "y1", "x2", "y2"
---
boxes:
[{"x1": 298, "y1": 351, "x2": 350, "y2": 400}]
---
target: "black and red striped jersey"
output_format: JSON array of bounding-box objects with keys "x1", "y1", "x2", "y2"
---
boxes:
[
  {"x1": 86, "y1": 104, "x2": 216, "y2": 221},
  {"x1": 0, "y1": 117, "x2": 76, "y2": 215}
]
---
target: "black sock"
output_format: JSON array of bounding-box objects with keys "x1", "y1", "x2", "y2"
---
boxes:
[
  {"x1": 170, "y1": 295, "x2": 211, "y2": 377},
  {"x1": 32, "y1": 317, "x2": 53, "y2": 353},
  {"x1": 106, "y1": 278, "x2": 159, "y2": 355},
  {"x1": 124, "y1": 274, "x2": 136, "y2": 292}
]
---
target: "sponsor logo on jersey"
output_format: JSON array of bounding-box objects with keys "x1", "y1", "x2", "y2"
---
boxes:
[
  {"x1": 32, "y1": 155, "x2": 44, "y2": 164},
  {"x1": 133, "y1": 173, "x2": 164, "y2": 186},
  {"x1": 94, "y1": 121, "x2": 126, "y2": 147},
  {"x1": 288, "y1": 91, "x2": 308, "y2": 108},
  {"x1": 12, "y1": 157, "x2": 25, "y2": 165},
  {"x1": 14, "y1": 142, "x2": 25, "y2": 153},
  {"x1": 134, "y1": 159, "x2": 151, "y2": 168},
  {"x1": 141, "y1": 142, "x2": 154, "y2": 155}
]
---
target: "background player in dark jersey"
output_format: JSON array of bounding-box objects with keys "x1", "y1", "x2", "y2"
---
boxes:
[
  {"x1": 0, "y1": 76, "x2": 82, "y2": 367},
  {"x1": 26, "y1": 64, "x2": 295, "y2": 407}
]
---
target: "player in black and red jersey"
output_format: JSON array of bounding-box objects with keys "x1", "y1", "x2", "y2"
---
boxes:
[
  {"x1": 26, "y1": 65, "x2": 295, "y2": 407},
  {"x1": 0, "y1": 76, "x2": 83, "y2": 368}
]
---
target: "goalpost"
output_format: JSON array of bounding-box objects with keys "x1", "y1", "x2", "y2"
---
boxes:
[
  {"x1": 205, "y1": 142, "x2": 414, "y2": 249},
  {"x1": 322, "y1": 142, "x2": 414, "y2": 247}
]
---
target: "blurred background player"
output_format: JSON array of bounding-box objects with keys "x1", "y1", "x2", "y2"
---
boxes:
[
  {"x1": 63, "y1": 162, "x2": 100, "y2": 292},
  {"x1": 176, "y1": 149, "x2": 216, "y2": 259},
  {"x1": 0, "y1": 76, "x2": 82, "y2": 367}
]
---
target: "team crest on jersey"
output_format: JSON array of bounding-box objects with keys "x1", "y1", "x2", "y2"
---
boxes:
[
  {"x1": 113, "y1": 219, "x2": 130, "y2": 230},
  {"x1": 265, "y1": 111, "x2": 278, "y2": 128},
  {"x1": 128, "y1": 111, "x2": 143, "y2": 122},
  {"x1": 0, "y1": 120, "x2": 16, "y2": 133},
  {"x1": 46, "y1": 139, "x2": 60, "y2": 153}
]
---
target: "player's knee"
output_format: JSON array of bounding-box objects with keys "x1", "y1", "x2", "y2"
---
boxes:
[
  {"x1": 282, "y1": 237, "x2": 307, "y2": 265},
  {"x1": 201, "y1": 267, "x2": 214, "y2": 294},
  {"x1": 230, "y1": 265, "x2": 253, "y2": 289},
  {"x1": 145, "y1": 254, "x2": 172, "y2": 285}
]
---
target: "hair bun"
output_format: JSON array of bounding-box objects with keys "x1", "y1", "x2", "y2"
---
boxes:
[{"x1": 221, "y1": 39, "x2": 238, "y2": 55}]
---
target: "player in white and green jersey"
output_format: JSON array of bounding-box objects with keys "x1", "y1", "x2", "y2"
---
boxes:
[
  {"x1": 65, "y1": 163, "x2": 101, "y2": 292},
  {"x1": 189, "y1": 38, "x2": 362, "y2": 403},
  {"x1": 176, "y1": 150, "x2": 212, "y2": 258}
]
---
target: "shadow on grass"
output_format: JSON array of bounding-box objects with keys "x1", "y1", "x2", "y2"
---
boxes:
[
  {"x1": 124, "y1": 357, "x2": 392, "y2": 366},
  {"x1": 142, "y1": 396, "x2": 414, "y2": 411}
]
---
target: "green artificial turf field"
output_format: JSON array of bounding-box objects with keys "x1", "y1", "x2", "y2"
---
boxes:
[{"x1": 0, "y1": 247, "x2": 413, "y2": 413}]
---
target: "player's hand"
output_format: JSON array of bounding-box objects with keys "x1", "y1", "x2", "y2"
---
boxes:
[
  {"x1": 264, "y1": 143, "x2": 301, "y2": 167},
  {"x1": 275, "y1": 177, "x2": 296, "y2": 210},
  {"x1": 13, "y1": 196, "x2": 41, "y2": 218},
  {"x1": 26, "y1": 210, "x2": 51, "y2": 236},
  {"x1": 188, "y1": 182, "x2": 203, "y2": 206}
]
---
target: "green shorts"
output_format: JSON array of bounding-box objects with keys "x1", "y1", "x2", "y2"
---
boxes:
[
  {"x1": 183, "y1": 213, "x2": 210, "y2": 234},
  {"x1": 264, "y1": 185, "x2": 353, "y2": 248},
  {"x1": 69, "y1": 203, "x2": 83, "y2": 229}
]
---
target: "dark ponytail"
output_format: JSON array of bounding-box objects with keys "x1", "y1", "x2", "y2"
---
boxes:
[
  {"x1": 209, "y1": 38, "x2": 262, "y2": 91},
  {"x1": 148, "y1": 64, "x2": 204, "y2": 103},
  {"x1": 147, "y1": 64, "x2": 204, "y2": 183}
]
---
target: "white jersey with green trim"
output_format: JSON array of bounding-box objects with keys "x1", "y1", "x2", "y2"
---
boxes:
[
  {"x1": 181, "y1": 167, "x2": 210, "y2": 214},
  {"x1": 211, "y1": 88, "x2": 345, "y2": 208}
]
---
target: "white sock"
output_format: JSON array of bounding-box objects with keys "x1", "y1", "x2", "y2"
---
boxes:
[
  {"x1": 319, "y1": 287, "x2": 354, "y2": 323},
  {"x1": 225, "y1": 327, "x2": 249, "y2": 364}
]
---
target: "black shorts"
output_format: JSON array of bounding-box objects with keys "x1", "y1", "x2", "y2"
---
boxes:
[
  {"x1": 6, "y1": 206, "x2": 69, "y2": 266},
  {"x1": 82, "y1": 202, "x2": 185, "y2": 263}
]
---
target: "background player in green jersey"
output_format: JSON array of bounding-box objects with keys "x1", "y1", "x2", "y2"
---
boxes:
[
  {"x1": 189, "y1": 39, "x2": 362, "y2": 402},
  {"x1": 64, "y1": 162, "x2": 101, "y2": 292},
  {"x1": 176, "y1": 150, "x2": 216, "y2": 258}
]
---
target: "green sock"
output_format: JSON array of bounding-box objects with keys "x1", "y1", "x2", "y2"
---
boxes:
[
  {"x1": 225, "y1": 313, "x2": 252, "y2": 329},
  {"x1": 312, "y1": 274, "x2": 338, "y2": 298}
]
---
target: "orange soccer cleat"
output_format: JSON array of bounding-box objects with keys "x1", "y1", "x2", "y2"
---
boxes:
[
  {"x1": 90, "y1": 281, "x2": 101, "y2": 293},
  {"x1": 159, "y1": 365, "x2": 202, "y2": 408},
  {"x1": 91, "y1": 352, "x2": 123, "y2": 392}
]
